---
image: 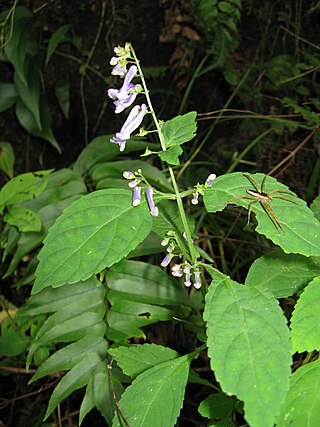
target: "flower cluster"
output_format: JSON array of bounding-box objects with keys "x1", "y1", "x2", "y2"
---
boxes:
[
  {"x1": 191, "y1": 173, "x2": 217, "y2": 205},
  {"x1": 123, "y1": 170, "x2": 159, "y2": 217},
  {"x1": 108, "y1": 45, "x2": 146, "y2": 151},
  {"x1": 172, "y1": 262, "x2": 202, "y2": 289}
]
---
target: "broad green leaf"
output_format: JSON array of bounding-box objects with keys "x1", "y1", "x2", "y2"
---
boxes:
[
  {"x1": 276, "y1": 359, "x2": 320, "y2": 426},
  {"x1": 80, "y1": 368, "x2": 122, "y2": 426},
  {"x1": 112, "y1": 354, "x2": 192, "y2": 427},
  {"x1": 0, "y1": 141, "x2": 14, "y2": 177},
  {"x1": 245, "y1": 249, "x2": 320, "y2": 298},
  {"x1": 73, "y1": 135, "x2": 148, "y2": 176},
  {"x1": 310, "y1": 193, "x2": 320, "y2": 220},
  {"x1": 127, "y1": 232, "x2": 163, "y2": 258},
  {"x1": 15, "y1": 99, "x2": 61, "y2": 153},
  {"x1": 30, "y1": 335, "x2": 107, "y2": 382},
  {"x1": 290, "y1": 276, "x2": 320, "y2": 353},
  {"x1": 108, "y1": 344, "x2": 179, "y2": 378},
  {"x1": 106, "y1": 298, "x2": 179, "y2": 341},
  {"x1": 55, "y1": 79, "x2": 70, "y2": 119},
  {"x1": 4, "y1": 206, "x2": 42, "y2": 232},
  {"x1": 0, "y1": 319, "x2": 29, "y2": 356},
  {"x1": 107, "y1": 260, "x2": 193, "y2": 308},
  {"x1": 46, "y1": 24, "x2": 71, "y2": 64},
  {"x1": 203, "y1": 172, "x2": 320, "y2": 257},
  {"x1": 0, "y1": 169, "x2": 52, "y2": 213},
  {"x1": 0, "y1": 83, "x2": 18, "y2": 112},
  {"x1": 204, "y1": 269, "x2": 292, "y2": 427},
  {"x1": 45, "y1": 353, "x2": 107, "y2": 420},
  {"x1": 158, "y1": 145, "x2": 183, "y2": 165},
  {"x1": 91, "y1": 159, "x2": 173, "y2": 192},
  {"x1": 3, "y1": 169, "x2": 87, "y2": 277},
  {"x1": 33, "y1": 189, "x2": 153, "y2": 292},
  {"x1": 198, "y1": 393, "x2": 236, "y2": 424},
  {"x1": 161, "y1": 111, "x2": 197, "y2": 148}
]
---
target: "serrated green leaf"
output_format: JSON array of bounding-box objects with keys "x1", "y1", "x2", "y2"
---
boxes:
[
  {"x1": 158, "y1": 145, "x2": 183, "y2": 165},
  {"x1": 161, "y1": 111, "x2": 197, "y2": 148},
  {"x1": 291, "y1": 276, "x2": 320, "y2": 353},
  {"x1": 55, "y1": 79, "x2": 70, "y2": 119},
  {"x1": 0, "y1": 169, "x2": 52, "y2": 213},
  {"x1": 33, "y1": 189, "x2": 153, "y2": 292},
  {"x1": 4, "y1": 206, "x2": 42, "y2": 232},
  {"x1": 204, "y1": 269, "x2": 292, "y2": 427},
  {"x1": 108, "y1": 344, "x2": 179, "y2": 378},
  {"x1": 276, "y1": 359, "x2": 320, "y2": 426},
  {"x1": 0, "y1": 83, "x2": 18, "y2": 113},
  {"x1": 0, "y1": 141, "x2": 14, "y2": 177},
  {"x1": 203, "y1": 172, "x2": 320, "y2": 257},
  {"x1": 245, "y1": 249, "x2": 320, "y2": 298},
  {"x1": 112, "y1": 354, "x2": 192, "y2": 427},
  {"x1": 46, "y1": 24, "x2": 71, "y2": 64}
]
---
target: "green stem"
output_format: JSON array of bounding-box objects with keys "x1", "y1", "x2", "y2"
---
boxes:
[{"x1": 131, "y1": 45, "x2": 198, "y2": 264}]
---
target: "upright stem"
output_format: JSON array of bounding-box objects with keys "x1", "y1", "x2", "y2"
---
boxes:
[{"x1": 131, "y1": 46, "x2": 198, "y2": 264}]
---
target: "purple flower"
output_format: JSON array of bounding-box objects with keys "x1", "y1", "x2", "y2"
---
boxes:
[
  {"x1": 183, "y1": 264, "x2": 192, "y2": 287},
  {"x1": 132, "y1": 186, "x2": 141, "y2": 207},
  {"x1": 128, "y1": 179, "x2": 139, "y2": 188},
  {"x1": 108, "y1": 65, "x2": 140, "y2": 113},
  {"x1": 110, "y1": 104, "x2": 147, "y2": 151},
  {"x1": 161, "y1": 253, "x2": 172, "y2": 267},
  {"x1": 194, "y1": 271, "x2": 201, "y2": 289},
  {"x1": 123, "y1": 170, "x2": 135, "y2": 179},
  {"x1": 191, "y1": 192, "x2": 199, "y2": 205},
  {"x1": 206, "y1": 173, "x2": 217, "y2": 188},
  {"x1": 111, "y1": 62, "x2": 127, "y2": 76},
  {"x1": 146, "y1": 187, "x2": 159, "y2": 217}
]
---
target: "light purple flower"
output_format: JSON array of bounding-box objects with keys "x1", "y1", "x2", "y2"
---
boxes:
[
  {"x1": 191, "y1": 192, "x2": 199, "y2": 205},
  {"x1": 161, "y1": 239, "x2": 167, "y2": 247},
  {"x1": 132, "y1": 186, "x2": 141, "y2": 207},
  {"x1": 161, "y1": 253, "x2": 172, "y2": 267},
  {"x1": 128, "y1": 179, "x2": 139, "y2": 188},
  {"x1": 108, "y1": 65, "x2": 140, "y2": 113},
  {"x1": 194, "y1": 271, "x2": 201, "y2": 289},
  {"x1": 206, "y1": 173, "x2": 217, "y2": 187},
  {"x1": 123, "y1": 170, "x2": 135, "y2": 179},
  {"x1": 183, "y1": 264, "x2": 192, "y2": 287},
  {"x1": 110, "y1": 104, "x2": 147, "y2": 151},
  {"x1": 172, "y1": 264, "x2": 183, "y2": 277},
  {"x1": 111, "y1": 62, "x2": 127, "y2": 76},
  {"x1": 146, "y1": 187, "x2": 159, "y2": 217}
]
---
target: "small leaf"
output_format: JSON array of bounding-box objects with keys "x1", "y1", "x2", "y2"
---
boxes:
[
  {"x1": 245, "y1": 249, "x2": 320, "y2": 298},
  {"x1": 54, "y1": 79, "x2": 70, "y2": 119},
  {"x1": 4, "y1": 206, "x2": 42, "y2": 232},
  {"x1": 203, "y1": 172, "x2": 320, "y2": 257},
  {"x1": 198, "y1": 392, "x2": 236, "y2": 422},
  {"x1": 276, "y1": 359, "x2": 320, "y2": 426},
  {"x1": 0, "y1": 141, "x2": 14, "y2": 178},
  {"x1": 0, "y1": 83, "x2": 18, "y2": 113},
  {"x1": 46, "y1": 24, "x2": 71, "y2": 64},
  {"x1": 112, "y1": 354, "x2": 192, "y2": 427},
  {"x1": 0, "y1": 169, "x2": 52, "y2": 213},
  {"x1": 158, "y1": 145, "x2": 183, "y2": 165},
  {"x1": 204, "y1": 269, "x2": 292, "y2": 427},
  {"x1": 290, "y1": 276, "x2": 320, "y2": 353},
  {"x1": 161, "y1": 111, "x2": 197, "y2": 148},
  {"x1": 33, "y1": 189, "x2": 153, "y2": 292},
  {"x1": 108, "y1": 344, "x2": 179, "y2": 378}
]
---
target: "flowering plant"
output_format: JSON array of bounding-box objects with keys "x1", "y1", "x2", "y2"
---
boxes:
[{"x1": 22, "y1": 43, "x2": 320, "y2": 427}]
